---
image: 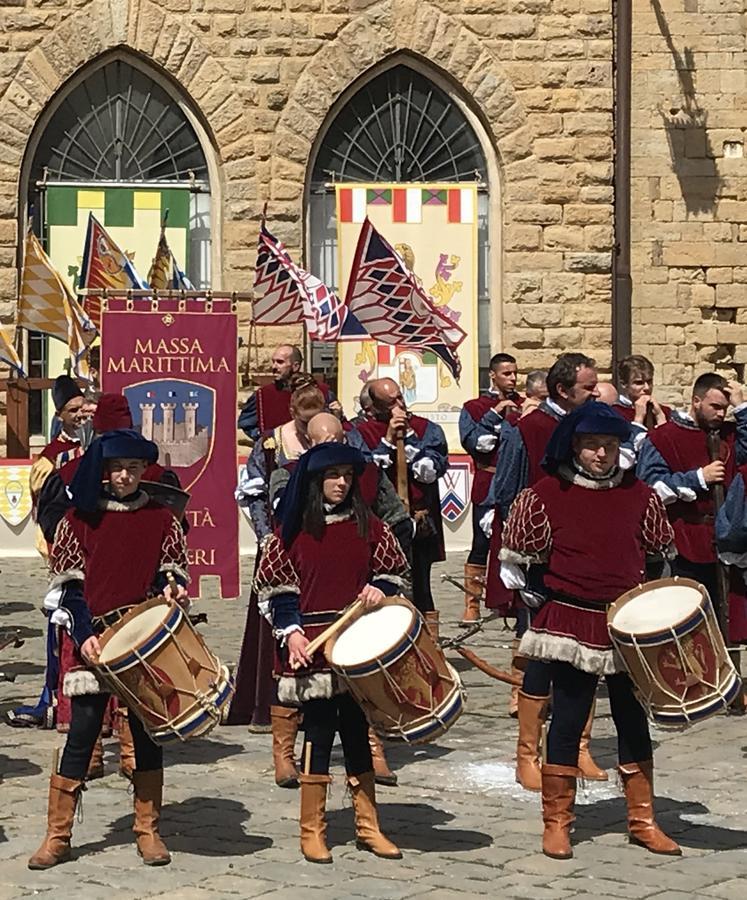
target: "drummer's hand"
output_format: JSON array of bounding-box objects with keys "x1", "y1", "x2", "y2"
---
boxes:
[
  {"x1": 164, "y1": 581, "x2": 189, "y2": 608},
  {"x1": 287, "y1": 631, "x2": 312, "y2": 669},
  {"x1": 80, "y1": 635, "x2": 101, "y2": 665},
  {"x1": 358, "y1": 584, "x2": 385, "y2": 610}
]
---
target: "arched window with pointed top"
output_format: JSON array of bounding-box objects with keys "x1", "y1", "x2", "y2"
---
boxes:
[
  {"x1": 306, "y1": 62, "x2": 496, "y2": 390},
  {"x1": 19, "y1": 55, "x2": 215, "y2": 442}
]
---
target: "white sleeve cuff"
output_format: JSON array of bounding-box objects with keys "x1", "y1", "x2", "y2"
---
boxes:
[
  {"x1": 652, "y1": 480, "x2": 678, "y2": 505},
  {"x1": 373, "y1": 450, "x2": 393, "y2": 469},
  {"x1": 475, "y1": 434, "x2": 499, "y2": 453},
  {"x1": 500, "y1": 561, "x2": 525, "y2": 590},
  {"x1": 412, "y1": 457, "x2": 437, "y2": 483},
  {"x1": 479, "y1": 508, "x2": 495, "y2": 537},
  {"x1": 618, "y1": 447, "x2": 636, "y2": 471},
  {"x1": 277, "y1": 624, "x2": 304, "y2": 646},
  {"x1": 404, "y1": 443, "x2": 419, "y2": 463},
  {"x1": 696, "y1": 467, "x2": 707, "y2": 491}
]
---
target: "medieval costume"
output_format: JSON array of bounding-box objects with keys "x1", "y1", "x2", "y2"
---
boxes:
[
  {"x1": 254, "y1": 443, "x2": 408, "y2": 864},
  {"x1": 714, "y1": 462, "x2": 747, "y2": 641},
  {"x1": 459, "y1": 390, "x2": 521, "y2": 624},
  {"x1": 500, "y1": 402, "x2": 680, "y2": 860},
  {"x1": 238, "y1": 378, "x2": 334, "y2": 441},
  {"x1": 28, "y1": 429, "x2": 189, "y2": 870},
  {"x1": 348, "y1": 414, "x2": 448, "y2": 621},
  {"x1": 639, "y1": 407, "x2": 747, "y2": 644}
]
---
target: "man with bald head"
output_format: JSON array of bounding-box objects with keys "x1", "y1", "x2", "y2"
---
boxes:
[
  {"x1": 237, "y1": 343, "x2": 335, "y2": 441},
  {"x1": 596, "y1": 382, "x2": 620, "y2": 406},
  {"x1": 348, "y1": 378, "x2": 448, "y2": 628}
]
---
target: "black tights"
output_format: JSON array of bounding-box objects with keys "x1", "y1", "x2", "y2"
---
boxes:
[
  {"x1": 301, "y1": 694, "x2": 372, "y2": 776},
  {"x1": 59, "y1": 693, "x2": 162, "y2": 780},
  {"x1": 411, "y1": 538, "x2": 439, "y2": 614},
  {"x1": 546, "y1": 661, "x2": 652, "y2": 767},
  {"x1": 467, "y1": 505, "x2": 490, "y2": 566}
]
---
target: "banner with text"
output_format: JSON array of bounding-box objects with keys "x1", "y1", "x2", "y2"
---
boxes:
[
  {"x1": 101, "y1": 298, "x2": 239, "y2": 599},
  {"x1": 336, "y1": 183, "x2": 479, "y2": 452}
]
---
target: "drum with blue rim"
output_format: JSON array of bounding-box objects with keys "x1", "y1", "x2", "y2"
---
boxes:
[{"x1": 96, "y1": 597, "x2": 233, "y2": 744}]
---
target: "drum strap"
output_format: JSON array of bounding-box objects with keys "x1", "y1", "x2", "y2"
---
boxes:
[{"x1": 92, "y1": 606, "x2": 135, "y2": 630}]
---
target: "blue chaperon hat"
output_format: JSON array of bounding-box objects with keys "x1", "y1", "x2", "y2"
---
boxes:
[
  {"x1": 68, "y1": 429, "x2": 159, "y2": 513},
  {"x1": 542, "y1": 401, "x2": 631, "y2": 474},
  {"x1": 277, "y1": 442, "x2": 366, "y2": 547}
]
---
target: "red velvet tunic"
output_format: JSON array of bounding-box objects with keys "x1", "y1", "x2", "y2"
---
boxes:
[
  {"x1": 502, "y1": 468, "x2": 674, "y2": 673},
  {"x1": 256, "y1": 380, "x2": 332, "y2": 433},
  {"x1": 40, "y1": 433, "x2": 84, "y2": 469},
  {"x1": 647, "y1": 420, "x2": 737, "y2": 564},
  {"x1": 51, "y1": 499, "x2": 189, "y2": 618},
  {"x1": 354, "y1": 416, "x2": 445, "y2": 558},
  {"x1": 612, "y1": 400, "x2": 672, "y2": 424},
  {"x1": 254, "y1": 514, "x2": 408, "y2": 686},
  {"x1": 461, "y1": 393, "x2": 522, "y2": 504}
]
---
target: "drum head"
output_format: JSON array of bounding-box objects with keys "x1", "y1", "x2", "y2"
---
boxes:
[
  {"x1": 329, "y1": 602, "x2": 413, "y2": 667},
  {"x1": 610, "y1": 583, "x2": 703, "y2": 636},
  {"x1": 99, "y1": 604, "x2": 172, "y2": 664}
]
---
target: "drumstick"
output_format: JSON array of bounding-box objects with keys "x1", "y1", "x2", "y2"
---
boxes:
[{"x1": 290, "y1": 599, "x2": 364, "y2": 670}]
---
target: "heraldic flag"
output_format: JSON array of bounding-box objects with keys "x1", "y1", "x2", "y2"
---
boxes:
[
  {"x1": 253, "y1": 224, "x2": 364, "y2": 340},
  {"x1": 1, "y1": 324, "x2": 25, "y2": 376},
  {"x1": 79, "y1": 212, "x2": 148, "y2": 328},
  {"x1": 344, "y1": 218, "x2": 466, "y2": 380},
  {"x1": 148, "y1": 212, "x2": 194, "y2": 291},
  {"x1": 18, "y1": 231, "x2": 95, "y2": 377}
]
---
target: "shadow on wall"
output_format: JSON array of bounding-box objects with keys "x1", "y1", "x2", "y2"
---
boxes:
[{"x1": 652, "y1": 0, "x2": 721, "y2": 215}]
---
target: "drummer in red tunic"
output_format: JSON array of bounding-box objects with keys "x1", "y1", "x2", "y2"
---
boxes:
[
  {"x1": 28, "y1": 430, "x2": 189, "y2": 871},
  {"x1": 500, "y1": 402, "x2": 680, "y2": 860},
  {"x1": 254, "y1": 443, "x2": 408, "y2": 865}
]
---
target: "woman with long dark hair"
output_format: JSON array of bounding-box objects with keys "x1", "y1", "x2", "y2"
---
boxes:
[{"x1": 254, "y1": 443, "x2": 409, "y2": 864}]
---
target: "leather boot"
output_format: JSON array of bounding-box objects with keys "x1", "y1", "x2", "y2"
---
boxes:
[
  {"x1": 619, "y1": 761, "x2": 681, "y2": 856},
  {"x1": 86, "y1": 737, "x2": 105, "y2": 781},
  {"x1": 299, "y1": 774, "x2": 333, "y2": 864},
  {"x1": 132, "y1": 770, "x2": 171, "y2": 866},
  {"x1": 348, "y1": 771, "x2": 402, "y2": 859},
  {"x1": 28, "y1": 774, "x2": 83, "y2": 869},
  {"x1": 369, "y1": 729, "x2": 397, "y2": 787},
  {"x1": 541, "y1": 764, "x2": 578, "y2": 859},
  {"x1": 515, "y1": 691, "x2": 549, "y2": 792},
  {"x1": 424, "y1": 610, "x2": 440, "y2": 642},
  {"x1": 508, "y1": 638, "x2": 521, "y2": 718},
  {"x1": 577, "y1": 701, "x2": 608, "y2": 781},
  {"x1": 271, "y1": 705, "x2": 300, "y2": 788},
  {"x1": 461, "y1": 563, "x2": 484, "y2": 625},
  {"x1": 117, "y1": 709, "x2": 135, "y2": 781}
]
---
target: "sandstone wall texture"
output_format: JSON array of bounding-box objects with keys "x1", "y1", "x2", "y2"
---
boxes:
[
  {"x1": 0, "y1": 0, "x2": 614, "y2": 429},
  {"x1": 631, "y1": 0, "x2": 747, "y2": 406}
]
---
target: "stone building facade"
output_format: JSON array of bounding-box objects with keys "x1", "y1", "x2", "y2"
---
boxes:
[{"x1": 0, "y1": 0, "x2": 745, "y2": 447}]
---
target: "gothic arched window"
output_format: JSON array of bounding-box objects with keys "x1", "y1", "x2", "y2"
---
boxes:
[{"x1": 308, "y1": 64, "x2": 491, "y2": 377}]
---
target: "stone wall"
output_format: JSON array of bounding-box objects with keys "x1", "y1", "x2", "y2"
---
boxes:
[
  {"x1": 631, "y1": 0, "x2": 747, "y2": 405},
  {"x1": 0, "y1": 0, "x2": 617, "y2": 450}
]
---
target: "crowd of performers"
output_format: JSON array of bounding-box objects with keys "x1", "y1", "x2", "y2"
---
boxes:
[{"x1": 18, "y1": 341, "x2": 747, "y2": 868}]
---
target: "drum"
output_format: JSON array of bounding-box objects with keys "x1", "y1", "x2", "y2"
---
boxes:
[
  {"x1": 325, "y1": 596, "x2": 464, "y2": 744},
  {"x1": 96, "y1": 597, "x2": 233, "y2": 745},
  {"x1": 608, "y1": 577, "x2": 741, "y2": 728}
]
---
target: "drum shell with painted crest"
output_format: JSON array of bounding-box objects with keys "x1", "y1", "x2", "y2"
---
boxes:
[
  {"x1": 608, "y1": 577, "x2": 740, "y2": 727},
  {"x1": 96, "y1": 597, "x2": 233, "y2": 744},
  {"x1": 325, "y1": 595, "x2": 464, "y2": 744}
]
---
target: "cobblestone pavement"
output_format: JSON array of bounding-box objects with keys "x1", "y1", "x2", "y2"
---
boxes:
[{"x1": 1, "y1": 554, "x2": 746, "y2": 900}]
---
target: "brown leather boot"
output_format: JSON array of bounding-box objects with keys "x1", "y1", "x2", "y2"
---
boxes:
[
  {"x1": 86, "y1": 737, "x2": 105, "y2": 781},
  {"x1": 424, "y1": 610, "x2": 440, "y2": 642},
  {"x1": 28, "y1": 774, "x2": 83, "y2": 869},
  {"x1": 117, "y1": 709, "x2": 135, "y2": 781},
  {"x1": 299, "y1": 774, "x2": 333, "y2": 864},
  {"x1": 271, "y1": 705, "x2": 300, "y2": 788},
  {"x1": 370, "y1": 729, "x2": 397, "y2": 787},
  {"x1": 541, "y1": 764, "x2": 578, "y2": 859},
  {"x1": 515, "y1": 691, "x2": 549, "y2": 792},
  {"x1": 461, "y1": 563, "x2": 484, "y2": 625},
  {"x1": 508, "y1": 638, "x2": 521, "y2": 718},
  {"x1": 132, "y1": 770, "x2": 171, "y2": 866},
  {"x1": 578, "y1": 701, "x2": 608, "y2": 781},
  {"x1": 348, "y1": 771, "x2": 402, "y2": 859},
  {"x1": 619, "y1": 761, "x2": 681, "y2": 856}
]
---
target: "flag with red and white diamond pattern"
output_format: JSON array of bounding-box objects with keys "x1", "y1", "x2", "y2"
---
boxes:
[
  {"x1": 253, "y1": 225, "x2": 364, "y2": 340},
  {"x1": 344, "y1": 218, "x2": 466, "y2": 379}
]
